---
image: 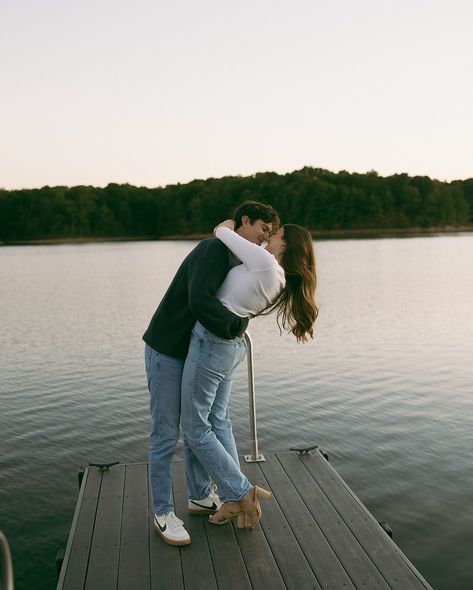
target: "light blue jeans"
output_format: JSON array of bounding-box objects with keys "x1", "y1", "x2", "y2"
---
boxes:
[
  {"x1": 181, "y1": 322, "x2": 251, "y2": 503},
  {"x1": 145, "y1": 344, "x2": 212, "y2": 516}
]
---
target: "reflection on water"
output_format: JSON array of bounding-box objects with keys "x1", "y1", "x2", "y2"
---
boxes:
[{"x1": 1, "y1": 236, "x2": 472, "y2": 590}]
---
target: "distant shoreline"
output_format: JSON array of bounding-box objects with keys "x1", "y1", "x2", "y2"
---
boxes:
[{"x1": 2, "y1": 225, "x2": 473, "y2": 246}]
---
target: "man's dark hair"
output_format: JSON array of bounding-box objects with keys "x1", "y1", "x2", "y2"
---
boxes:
[{"x1": 232, "y1": 200, "x2": 280, "y2": 231}]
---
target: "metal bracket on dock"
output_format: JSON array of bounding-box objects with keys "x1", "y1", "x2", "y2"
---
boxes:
[
  {"x1": 290, "y1": 444, "x2": 319, "y2": 454},
  {"x1": 78, "y1": 461, "x2": 120, "y2": 489},
  {"x1": 378, "y1": 521, "x2": 393, "y2": 538},
  {"x1": 78, "y1": 469, "x2": 85, "y2": 489},
  {"x1": 56, "y1": 548, "x2": 65, "y2": 579},
  {"x1": 243, "y1": 333, "x2": 265, "y2": 463},
  {"x1": 290, "y1": 445, "x2": 329, "y2": 461},
  {"x1": 244, "y1": 452, "x2": 265, "y2": 462},
  {"x1": 88, "y1": 461, "x2": 120, "y2": 471},
  {"x1": 320, "y1": 449, "x2": 329, "y2": 461}
]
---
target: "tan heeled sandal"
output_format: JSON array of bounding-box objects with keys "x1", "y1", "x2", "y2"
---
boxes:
[
  {"x1": 208, "y1": 486, "x2": 271, "y2": 529},
  {"x1": 208, "y1": 503, "x2": 245, "y2": 526},
  {"x1": 239, "y1": 485, "x2": 272, "y2": 529}
]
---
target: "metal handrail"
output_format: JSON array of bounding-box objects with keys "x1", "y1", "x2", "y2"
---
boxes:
[
  {"x1": 0, "y1": 530, "x2": 14, "y2": 590},
  {"x1": 243, "y1": 332, "x2": 265, "y2": 462}
]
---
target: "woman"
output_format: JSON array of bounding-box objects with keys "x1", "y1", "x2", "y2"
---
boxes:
[{"x1": 181, "y1": 219, "x2": 318, "y2": 528}]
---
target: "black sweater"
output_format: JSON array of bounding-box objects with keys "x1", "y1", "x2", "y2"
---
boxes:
[{"x1": 143, "y1": 237, "x2": 249, "y2": 359}]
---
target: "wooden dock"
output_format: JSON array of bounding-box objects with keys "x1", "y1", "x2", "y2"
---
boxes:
[{"x1": 56, "y1": 450, "x2": 433, "y2": 590}]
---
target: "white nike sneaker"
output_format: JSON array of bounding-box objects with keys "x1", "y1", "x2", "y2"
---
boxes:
[
  {"x1": 154, "y1": 511, "x2": 191, "y2": 546},
  {"x1": 188, "y1": 487, "x2": 223, "y2": 515}
]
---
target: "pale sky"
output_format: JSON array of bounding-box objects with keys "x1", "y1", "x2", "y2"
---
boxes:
[{"x1": 1, "y1": 0, "x2": 472, "y2": 190}]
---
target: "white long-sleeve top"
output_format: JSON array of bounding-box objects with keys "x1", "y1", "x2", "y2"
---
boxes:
[{"x1": 215, "y1": 227, "x2": 286, "y2": 318}]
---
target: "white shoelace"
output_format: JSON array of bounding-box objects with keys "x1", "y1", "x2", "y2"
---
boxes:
[{"x1": 166, "y1": 511, "x2": 184, "y2": 529}]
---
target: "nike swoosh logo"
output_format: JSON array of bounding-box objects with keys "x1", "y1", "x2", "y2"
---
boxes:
[
  {"x1": 190, "y1": 500, "x2": 217, "y2": 510},
  {"x1": 155, "y1": 518, "x2": 167, "y2": 532}
]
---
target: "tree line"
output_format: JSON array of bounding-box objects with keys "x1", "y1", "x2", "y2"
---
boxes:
[{"x1": 1, "y1": 167, "x2": 472, "y2": 241}]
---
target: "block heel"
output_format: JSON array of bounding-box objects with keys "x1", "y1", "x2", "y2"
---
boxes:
[{"x1": 208, "y1": 485, "x2": 272, "y2": 529}]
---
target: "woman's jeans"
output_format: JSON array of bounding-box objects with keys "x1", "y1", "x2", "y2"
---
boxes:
[
  {"x1": 145, "y1": 344, "x2": 212, "y2": 516},
  {"x1": 181, "y1": 321, "x2": 251, "y2": 503}
]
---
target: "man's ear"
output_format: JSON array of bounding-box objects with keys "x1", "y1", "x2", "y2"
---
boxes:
[{"x1": 241, "y1": 215, "x2": 250, "y2": 227}]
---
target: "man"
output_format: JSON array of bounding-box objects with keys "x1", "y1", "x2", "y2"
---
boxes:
[{"x1": 143, "y1": 200, "x2": 279, "y2": 546}]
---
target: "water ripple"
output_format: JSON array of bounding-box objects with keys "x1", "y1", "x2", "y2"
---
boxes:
[{"x1": 1, "y1": 237, "x2": 473, "y2": 590}]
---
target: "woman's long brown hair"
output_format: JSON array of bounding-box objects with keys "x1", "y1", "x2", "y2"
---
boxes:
[{"x1": 264, "y1": 224, "x2": 318, "y2": 342}]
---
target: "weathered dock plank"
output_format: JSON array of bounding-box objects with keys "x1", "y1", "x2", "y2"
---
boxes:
[
  {"x1": 260, "y1": 454, "x2": 360, "y2": 590},
  {"x1": 241, "y1": 461, "x2": 323, "y2": 590},
  {"x1": 233, "y1": 519, "x2": 286, "y2": 590},
  {"x1": 56, "y1": 467, "x2": 102, "y2": 590},
  {"x1": 118, "y1": 464, "x2": 150, "y2": 590},
  {"x1": 171, "y1": 461, "x2": 217, "y2": 590},
  {"x1": 299, "y1": 452, "x2": 432, "y2": 590},
  {"x1": 85, "y1": 464, "x2": 125, "y2": 590},
  {"x1": 57, "y1": 452, "x2": 433, "y2": 590},
  {"x1": 149, "y1": 468, "x2": 184, "y2": 590}
]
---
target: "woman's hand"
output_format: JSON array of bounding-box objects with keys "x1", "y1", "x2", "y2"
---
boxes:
[{"x1": 213, "y1": 219, "x2": 236, "y2": 234}]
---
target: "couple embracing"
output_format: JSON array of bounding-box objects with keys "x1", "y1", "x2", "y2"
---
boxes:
[{"x1": 143, "y1": 200, "x2": 318, "y2": 546}]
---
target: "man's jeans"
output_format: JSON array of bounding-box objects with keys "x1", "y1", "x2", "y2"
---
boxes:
[
  {"x1": 145, "y1": 344, "x2": 212, "y2": 516},
  {"x1": 181, "y1": 322, "x2": 251, "y2": 503}
]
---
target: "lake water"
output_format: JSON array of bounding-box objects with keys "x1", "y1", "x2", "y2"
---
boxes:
[{"x1": 1, "y1": 235, "x2": 472, "y2": 590}]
